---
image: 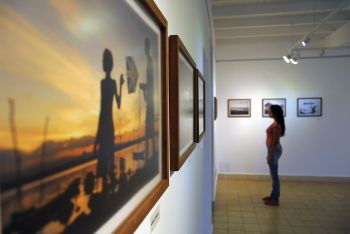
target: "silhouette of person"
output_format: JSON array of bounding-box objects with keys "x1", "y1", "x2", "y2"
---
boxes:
[
  {"x1": 94, "y1": 49, "x2": 124, "y2": 193},
  {"x1": 140, "y1": 38, "x2": 156, "y2": 161}
]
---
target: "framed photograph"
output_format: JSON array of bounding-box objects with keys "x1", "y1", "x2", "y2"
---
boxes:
[
  {"x1": 0, "y1": 1, "x2": 169, "y2": 233},
  {"x1": 214, "y1": 97, "x2": 218, "y2": 120},
  {"x1": 262, "y1": 98, "x2": 286, "y2": 117},
  {"x1": 297, "y1": 98, "x2": 322, "y2": 117},
  {"x1": 227, "y1": 99, "x2": 251, "y2": 117},
  {"x1": 194, "y1": 70, "x2": 205, "y2": 142},
  {"x1": 169, "y1": 35, "x2": 197, "y2": 171}
]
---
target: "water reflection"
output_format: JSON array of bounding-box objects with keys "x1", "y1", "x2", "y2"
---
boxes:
[{"x1": 2, "y1": 137, "x2": 159, "y2": 233}]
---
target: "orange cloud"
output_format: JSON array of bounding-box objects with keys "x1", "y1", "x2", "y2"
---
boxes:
[{"x1": 0, "y1": 3, "x2": 156, "y2": 152}]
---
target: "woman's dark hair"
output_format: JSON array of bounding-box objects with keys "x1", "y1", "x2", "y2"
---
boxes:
[{"x1": 270, "y1": 105, "x2": 285, "y2": 136}]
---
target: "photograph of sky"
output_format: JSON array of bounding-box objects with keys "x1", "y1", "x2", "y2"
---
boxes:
[{"x1": 0, "y1": 0, "x2": 162, "y2": 233}]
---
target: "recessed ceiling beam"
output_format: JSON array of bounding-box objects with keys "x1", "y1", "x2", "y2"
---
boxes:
[
  {"x1": 216, "y1": 31, "x2": 330, "y2": 40},
  {"x1": 213, "y1": 0, "x2": 346, "y2": 19},
  {"x1": 215, "y1": 24, "x2": 339, "y2": 36},
  {"x1": 214, "y1": 11, "x2": 350, "y2": 29}
]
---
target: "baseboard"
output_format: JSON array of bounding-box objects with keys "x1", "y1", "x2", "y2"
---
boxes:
[
  {"x1": 218, "y1": 173, "x2": 350, "y2": 182},
  {"x1": 211, "y1": 172, "x2": 218, "y2": 213}
]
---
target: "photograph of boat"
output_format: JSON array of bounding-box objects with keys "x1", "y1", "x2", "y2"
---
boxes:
[{"x1": 297, "y1": 97, "x2": 322, "y2": 117}]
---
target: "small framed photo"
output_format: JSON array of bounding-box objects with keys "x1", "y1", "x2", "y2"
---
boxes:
[
  {"x1": 262, "y1": 98, "x2": 286, "y2": 117},
  {"x1": 227, "y1": 99, "x2": 251, "y2": 117},
  {"x1": 297, "y1": 97, "x2": 322, "y2": 117}
]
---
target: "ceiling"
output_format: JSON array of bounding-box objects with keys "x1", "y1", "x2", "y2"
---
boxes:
[{"x1": 212, "y1": 0, "x2": 350, "y2": 49}]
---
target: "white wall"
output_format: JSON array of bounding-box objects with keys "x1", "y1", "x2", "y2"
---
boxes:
[
  {"x1": 215, "y1": 42, "x2": 350, "y2": 177},
  {"x1": 133, "y1": 0, "x2": 215, "y2": 233}
]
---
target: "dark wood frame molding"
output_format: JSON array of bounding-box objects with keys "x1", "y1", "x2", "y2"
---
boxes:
[
  {"x1": 214, "y1": 97, "x2": 218, "y2": 120},
  {"x1": 169, "y1": 35, "x2": 197, "y2": 171},
  {"x1": 194, "y1": 69, "x2": 205, "y2": 142}
]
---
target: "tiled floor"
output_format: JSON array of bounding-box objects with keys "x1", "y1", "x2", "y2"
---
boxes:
[{"x1": 213, "y1": 176, "x2": 350, "y2": 234}]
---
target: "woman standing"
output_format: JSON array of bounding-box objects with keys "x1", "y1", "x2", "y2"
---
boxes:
[
  {"x1": 263, "y1": 105, "x2": 285, "y2": 206},
  {"x1": 94, "y1": 49, "x2": 124, "y2": 193}
]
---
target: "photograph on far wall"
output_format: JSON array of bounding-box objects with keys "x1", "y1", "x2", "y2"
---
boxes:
[
  {"x1": 297, "y1": 97, "x2": 322, "y2": 117},
  {"x1": 262, "y1": 98, "x2": 286, "y2": 117},
  {"x1": 227, "y1": 99, "x2": 251, "y2": 117}
]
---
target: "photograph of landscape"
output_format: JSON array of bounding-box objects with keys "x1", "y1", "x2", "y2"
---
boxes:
[{"x1": 0, "y1": 0, "x2": 162, "y2": 233}]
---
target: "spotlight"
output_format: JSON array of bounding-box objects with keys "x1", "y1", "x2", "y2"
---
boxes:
[
  {"x1": 283, "y1": 55, "x2": 291, "y2": 63},
  {"x1": 301, "y1": 36, "x2": 310, "y2": 47},
  {"x1": 290, "y1": 57, "x2": 298, "y2": 64}
]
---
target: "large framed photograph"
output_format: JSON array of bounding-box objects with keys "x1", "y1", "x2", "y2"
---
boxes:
[
  {"x1": 169, "y1": 35, "x2": 196, "y2": 171},
  {"x1": 0, "y1": 1, "x2": 169, "y2": 233},
  {"x1": 194, "y1": 70, "x2": 205, "y2": 142},
  {"x1": 227, "y1": 99, "x2": 251, "y2": 117},
  {"x1": 297, "y1": 97, "x2": 322, "y2": 117},
  {"x1": 262, "y1": 98, "x2": 287, "y2": 117}
]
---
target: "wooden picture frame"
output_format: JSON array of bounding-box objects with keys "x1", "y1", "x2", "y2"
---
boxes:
[
  {"x1": 0, "y1": 1, "x2": 169, "y2": 234},
  {"x1": 214, "y1": 97, "x2": 218, "y2": 120},
  {"x1": 227, "y1": 99, "x2": 251, "y2": 117},
  {"x1": 297, "y1": 97, "x2": 322, "y2": 117},
  {"x1": 262, "y1": 98, "x2": 286, "y2": 117},
  {"x1": 194, "y1": 70, "x2": 205, "y2": 142},
  {"x1": 169, "y1": 35, "x2": 197, "y2": 171},
  {"x1": 116, "y1": 1, "x2": 169, "y2": 233}
]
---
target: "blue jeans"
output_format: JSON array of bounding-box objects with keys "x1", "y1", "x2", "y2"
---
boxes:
[{"x1": 267, "y1": 144, "x2": 282, "y2": 202}]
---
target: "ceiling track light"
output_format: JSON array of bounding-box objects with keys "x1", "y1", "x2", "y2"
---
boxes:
[
  {"x1": 282, "y1": 1, "x2": 350, "y2": 65},
  {"x1": 290, "y1": 57, "x2": 298, "y2": 65},
  {"x1": 283, "y1": 55, "x2": 291, "y2": 63},
  {"x1": 301, "y1": 36, "x2": 311, "y2": 47},
  {"x1": 283, "y1": 53, "x2": 298, "y2": 65}
]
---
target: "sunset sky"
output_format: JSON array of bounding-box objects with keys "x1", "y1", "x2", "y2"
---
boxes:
[{"x1": 0, "y1": 0, "x2": 161, "y2": 151}]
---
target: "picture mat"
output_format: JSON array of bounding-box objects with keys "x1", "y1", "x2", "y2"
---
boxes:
[{"x1": 178, "y1": 53, "x2": 194, "y2": 156}]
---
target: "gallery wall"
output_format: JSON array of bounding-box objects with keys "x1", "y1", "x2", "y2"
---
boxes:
[
  {"x1": 133, "y1": 0, "x2": 215, "y2": 233},
  {"x1": 215, "y1": 41, "x2": 350, "y2": 177}
]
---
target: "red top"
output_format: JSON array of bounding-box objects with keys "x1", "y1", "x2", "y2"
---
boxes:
[{"x1": 266, "y1": 121, "x2": 281, "y2": 147}]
